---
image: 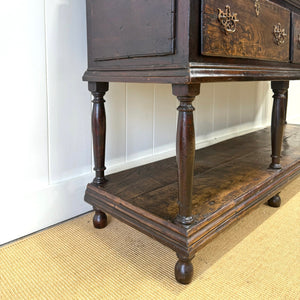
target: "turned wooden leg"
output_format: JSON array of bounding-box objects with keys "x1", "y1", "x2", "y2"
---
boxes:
[
  {"x1": 270, "y1": 81, "x2": 289, "y2": 169},
  {"x1": 88, "y1": 82, "x2": 109, "y2": 185},
  {"x1": 89, "y1": 82, "x2": 109, "y2": 228},
  {"x1": 175, "y1": 254, "x2": 194, "y2": 284},
  {"x1": 268, "y1": 193, "x2": 281, "y2": 208},
  {"x1": 172, "y1": 84, "x2": 200, "y2": 226},
  {"x1": 284, "y1": 90, "x2": 288, "y2": 124},
  {"x1": 93, "y1": 208, "x2": 108, "y2": 228}
]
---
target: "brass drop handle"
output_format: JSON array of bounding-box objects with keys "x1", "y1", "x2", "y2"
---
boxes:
[
  {"x1": 254, "y1": 0, "x2": 261, "y2": 16},
  {"x1": 273, "y1": 23, "x2": 287, "y2": 45},
  {"x1": 217, "y1": 5, "x2": 239, "y2": 34}
]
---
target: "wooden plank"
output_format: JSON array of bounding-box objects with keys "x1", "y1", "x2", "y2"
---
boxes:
[
  {"x1": 85, "y1": 125, "x2": 300, "y2": 254},
  {"x1": 92, "y1": 125, "x2": 300, "y2": 219}
]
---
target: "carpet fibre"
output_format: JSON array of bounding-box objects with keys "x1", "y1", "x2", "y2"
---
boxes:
[{"x1": 1, "y1": 179, "x2": 300, "y2": 299}]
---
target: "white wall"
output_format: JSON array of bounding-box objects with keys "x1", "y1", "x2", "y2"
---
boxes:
[{"x1": 0, "y1": 0, "x2": 299, "y2": 245}]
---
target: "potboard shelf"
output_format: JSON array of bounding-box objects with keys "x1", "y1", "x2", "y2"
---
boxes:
[{"x1": 85, "y1": 125, "x2": 300, "y2": 256}]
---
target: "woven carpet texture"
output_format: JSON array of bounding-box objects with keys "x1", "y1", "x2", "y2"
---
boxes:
[{"x1": 1, "y1": 178, "x2": 300, "y2": 299}]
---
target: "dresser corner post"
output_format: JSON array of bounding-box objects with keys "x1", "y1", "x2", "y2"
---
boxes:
[
  {"x1": 172, "y1": 83, "x2": 200, "y2": 226},
  {"x1": 270, "y1": 81, "x2": 289, "y2": 169},
  {"x1": 284, "y1": 90, "x2": 288, "y2": 125},
  {"x1": 88, "y1": 81, "x2": 109, "y2": 185},
  {"x1": 88, "y1": 82, "x2": 109, "y2": 229}
]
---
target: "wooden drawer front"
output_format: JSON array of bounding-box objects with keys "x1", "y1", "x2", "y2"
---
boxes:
[
  {"x1": 201, "y1": 0, "x2": 290, "y2": 62},
  {"x1": 292, "y1": 13, "x2": 300, "y2": 63}
]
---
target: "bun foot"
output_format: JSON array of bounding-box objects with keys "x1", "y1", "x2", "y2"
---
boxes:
[
  {"x1": 268, "y1": 194, "x2": 281, "y2": 207},
  {"x1": 175, "y1": 256, "x2": 194, "y2": 284},
  {"x1": 93, "y1": 209, "x2": 108, "y2": 229}
]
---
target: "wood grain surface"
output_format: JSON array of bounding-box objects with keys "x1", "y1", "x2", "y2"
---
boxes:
[
  {"x1": 85, "y1": 125, "x2": 300, "y2": 256},
  {"x1": 201, "y1": 0, "x2": 290, "y2": 62},
  {"x1": 292, "y1": 12, "x2": 300, "y2": 63},
  {"x1": 82, "y1": 0, "x2": 300, "y2": 84},
  {"x1": 87, "y1": 0, "x2": 175, "y2": 62}
]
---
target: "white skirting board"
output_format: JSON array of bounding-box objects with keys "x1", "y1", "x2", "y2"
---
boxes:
[{"x1": 0, "y1": 174, "x2": 92, "y2": 245}]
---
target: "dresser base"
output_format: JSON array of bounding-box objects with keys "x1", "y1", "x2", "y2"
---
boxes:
[{"x1": 84, "y1": 125, "x2": 300, "y2": 282}]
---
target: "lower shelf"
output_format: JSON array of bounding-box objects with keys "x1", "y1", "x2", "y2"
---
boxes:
[{"x1": 85, "y1": 125, "x2": 300, "y2": 257}]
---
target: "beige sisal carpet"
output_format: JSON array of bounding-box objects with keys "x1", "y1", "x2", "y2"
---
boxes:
[{"x1": 1, "y1": 178, "x2": 300, "y2": 299}]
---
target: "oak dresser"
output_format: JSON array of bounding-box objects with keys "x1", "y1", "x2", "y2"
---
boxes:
[{"x1": 83, "y1": 0, "x2": 300, "y2": 284}]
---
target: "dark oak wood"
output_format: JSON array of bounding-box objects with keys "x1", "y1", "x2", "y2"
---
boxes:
[
  {"x1": 173, "y1": 84, "x2": 200, "y2": 225},
  {"x1": 89, "y1": 82, "x2": 109, "y2": 228},
  {"x1": 85, "y1": 125, "x2": 300, "y2": 284},
  {"x1": 268, "y1": 194, "x2": 281, "y2": 207},
  {"x1": 175, "y1": 254, "x2": 194, "y2": 284},
  {"x1": 82, "y1": 0, "x2": 300, "y2": 284},
  {"x1": 201, "y1": 0, "x2": 290, "y2": 62},
  {"x1": 83, "y1": 0, "x2": 190, "y2": 83},
  {"x1": 88, "y1": 82, "x2": 108, "y2": 185},
  {"x1": 87, "y1": 0, "x2": 175, "y2": 62},
  {"x1": 292, "y1": 12, "x2": 300, "y2": 63},
  {"x1": 284, "y1": 90, "x2": 288, "y2": 124},
  {"x1": 93, "y1": 208, "x2": 108, "y2": 229},
  {"x1": 83, "y1": 0, "x2": 300, "y2": 84},
  {"x1": 270, "y1": 81, "x2": 289, "y2": 169},
  {"x1": 86, "y1": 125, "x2": 300, "y2": 223},
  {"x1": 276, "y1": 0, "x2": 300, "y2": 11}
]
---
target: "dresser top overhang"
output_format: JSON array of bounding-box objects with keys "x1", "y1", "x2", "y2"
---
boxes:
[{"x1": 83, "y1": 0, "x2": 300, "y2": 83}]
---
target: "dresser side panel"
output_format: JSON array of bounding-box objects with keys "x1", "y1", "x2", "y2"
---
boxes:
[
  {"x1": 86, "y1": 0, "x2": 175, "y2": 62},
  {"x1": 292, "y1": 12, "x2": 300, "y2": 63}
]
